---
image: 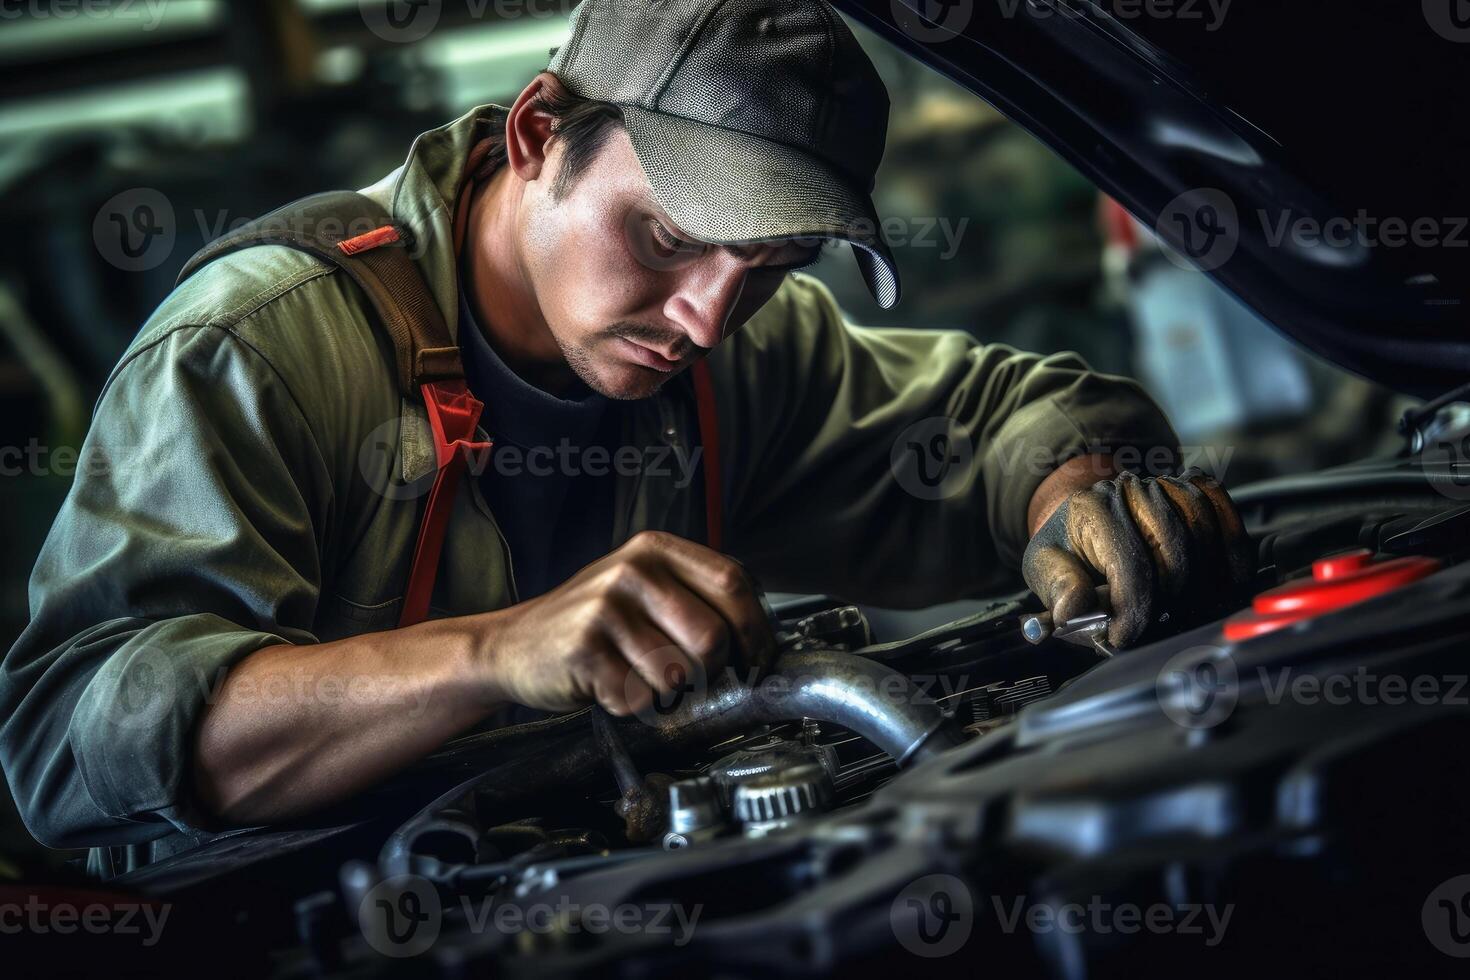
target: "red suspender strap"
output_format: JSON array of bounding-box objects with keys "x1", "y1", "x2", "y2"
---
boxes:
[
  {"x1": 398, "y1": 158, "x2": 490, "y2": 628},
  {"x1": 691, "y1": 359, "x2": 723, "y2": 553},
  {"x1": 398, "y1": 380, "x2": 492, "y2": 627},
  {"x1": 402, "y1": 366, "x2": 719, "y2": 622}
]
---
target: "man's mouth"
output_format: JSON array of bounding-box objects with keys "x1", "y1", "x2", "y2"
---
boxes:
[{"x1": 615, "y1": 336, "x2": 682, "y2": 373}]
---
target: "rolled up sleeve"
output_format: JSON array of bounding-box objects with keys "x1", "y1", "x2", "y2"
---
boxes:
[
  {"x1": 0, "y1": 324, "x2": 330, "y2": 849},
  {"x1": 712, "y1": 275, "x2": 1177, "y2": 605}
]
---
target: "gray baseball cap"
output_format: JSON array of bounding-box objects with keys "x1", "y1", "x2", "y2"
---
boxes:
[{"x1": 548, "y1": 0, "x2": 900, "y2": 308}]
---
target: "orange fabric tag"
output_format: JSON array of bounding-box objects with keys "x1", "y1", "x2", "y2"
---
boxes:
[{"x1": 337, "y1": 225, "x2": 401, "y2": 255}]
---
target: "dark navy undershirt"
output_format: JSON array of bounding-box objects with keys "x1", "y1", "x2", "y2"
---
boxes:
[{"x1": 458, "y1": 286, "x2": 621, "y2": 599}]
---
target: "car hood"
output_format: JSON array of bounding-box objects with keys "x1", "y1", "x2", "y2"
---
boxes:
[{"x1": 840, "y1": 0, "x2": 1470, "y2": 398}]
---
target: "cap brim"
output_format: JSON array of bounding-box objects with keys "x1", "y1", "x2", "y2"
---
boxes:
[{"x1": 619, "y1": 105, "x2": 900, "y2": 309}]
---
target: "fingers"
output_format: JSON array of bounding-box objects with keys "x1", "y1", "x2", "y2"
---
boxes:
[
  {"x1": 1156, "y1": 474, "x2": 1249, "y2": 611},
  {"x1": 1022, "y1": 544, "x2": 1100, "y2": 626},
  {"x1": 1186, "y1": 471, "x2": 1255, "y2": 585},
  {"x1": 585, "y1": 530, "x2": 771, "y2": 719},
  {"x1": 591, "y1": 564, "x2": 713, "y2": 710},
  {"x1": 625, "y1": 531, "x2": 777, "y2": 670},
  {"x1": 606, "y1": 613, "x2": 698, "y2": 695},
  {"x1": 1066, "y1": 484, "x2": 1155, "y2": 647},
  {"x1": 1155, "y1": 475, "x2": 1224, "y2": 576},
  {"x1": 638, "y1": 578, "x2": 731, "y2": 681},
  {"x1": 584, "y1": 600, "x2": 701, "y2": 717},
  {"x1": 585, "y1": 648, "x2": 656, "y2": 718},
  {"x1": 536, "y1": 531, "x2": 776, "y2": 718},
  {"x1": 607, "y1": 565, "x2": 727, "y2": 688},
  {"x1": 1118, "y1": 471, "x2": 1192, "y2": 600}
]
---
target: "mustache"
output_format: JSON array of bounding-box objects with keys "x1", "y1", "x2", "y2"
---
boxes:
[{"x1": 605, "y1": 321, "x2": 702, "y2": 361}]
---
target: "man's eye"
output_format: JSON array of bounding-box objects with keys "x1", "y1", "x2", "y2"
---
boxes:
[{"x1": 648, "y1": 220, "x2": 701, "y2": 257}]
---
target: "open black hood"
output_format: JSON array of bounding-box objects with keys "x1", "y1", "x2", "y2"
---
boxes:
[{"x1": 839, "y1": 0, "x2": 1470, "y2": 398}]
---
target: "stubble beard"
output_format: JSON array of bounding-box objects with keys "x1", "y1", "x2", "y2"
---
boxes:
[
  {"x1": 560, "y1": 332, "x2": 668, "y2": 400},
  {"x1": 560, "y1": 322, "x2": 696, "y2": 400}
]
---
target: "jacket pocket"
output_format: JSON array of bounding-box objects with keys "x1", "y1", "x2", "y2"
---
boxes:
[{"x1": 319, "y1": 592, "x2": 403, "y2": 639}]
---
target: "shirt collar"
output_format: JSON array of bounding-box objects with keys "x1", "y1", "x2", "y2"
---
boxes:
[{"x1": 457, "y1": 285, "x2": 609, "y2": 449}]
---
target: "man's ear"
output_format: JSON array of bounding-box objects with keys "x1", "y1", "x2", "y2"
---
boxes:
[{"x1": 504, "y1": 72, "x2": 567, "y2": 183}]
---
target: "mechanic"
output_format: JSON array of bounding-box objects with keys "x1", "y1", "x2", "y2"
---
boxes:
[{"x1": 0, "y1": 0, "x2": 1250, "y2": 877}]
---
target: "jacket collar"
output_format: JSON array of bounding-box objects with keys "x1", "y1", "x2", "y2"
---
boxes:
[{"x1": 357, "y1": 103, "x2": 507, "y2": 352}]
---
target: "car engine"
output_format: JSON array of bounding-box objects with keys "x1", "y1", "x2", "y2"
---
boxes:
[{"x1": 71, "y1": 439, "x2": 1470, "y2": 979}]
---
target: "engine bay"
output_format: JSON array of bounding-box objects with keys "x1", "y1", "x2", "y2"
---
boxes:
[{"x1": 75, "y1": 454, "x2": 1470, "y2": 978}]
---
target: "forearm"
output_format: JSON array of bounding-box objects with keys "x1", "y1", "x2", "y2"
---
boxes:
[
  {"x1": 1027, "y1": 453, "x2": 1121, "y2": 537},
  {"x1": 192, "y1": 613, "x2": 503, "y2": 826}
]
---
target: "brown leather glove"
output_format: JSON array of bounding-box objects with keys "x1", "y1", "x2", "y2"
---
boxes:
[{"x1": 1021, "y1": 469, "x2": 1253, "y2": 648}]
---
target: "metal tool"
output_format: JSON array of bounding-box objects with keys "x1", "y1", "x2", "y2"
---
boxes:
[
  {"x1": 1021, "y1": 585, "x2": 1116, "y2": 657},
  {"x1": 1050, "y1": 611, "x2": 1117, "y2": 658}
]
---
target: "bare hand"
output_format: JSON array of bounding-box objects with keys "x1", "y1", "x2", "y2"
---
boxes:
[{"x1": 477, "y1": 531, "x2": 776, "y2": 716}]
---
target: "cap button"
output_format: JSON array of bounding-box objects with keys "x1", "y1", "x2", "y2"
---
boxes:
[{"x1": 1313, "y1": 548, "x2": 1374, "y2": 581}]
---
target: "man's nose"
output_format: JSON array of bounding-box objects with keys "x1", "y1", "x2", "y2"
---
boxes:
[{"x1": 662, "y1": 260, "x2": 748, "y2": 351}]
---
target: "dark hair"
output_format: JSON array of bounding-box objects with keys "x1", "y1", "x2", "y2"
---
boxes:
[{"x1": 473, "y1": 84, "x2": 625, "y2": 199}]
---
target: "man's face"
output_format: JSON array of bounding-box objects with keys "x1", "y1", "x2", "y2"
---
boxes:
[{"x1": 517, "y1": 127, "x2": 822, "y2": 399}]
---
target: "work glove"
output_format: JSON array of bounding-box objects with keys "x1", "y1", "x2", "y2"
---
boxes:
[{"x1": 1022, "y1": 469, "x2": 1253, "y2": 648}]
